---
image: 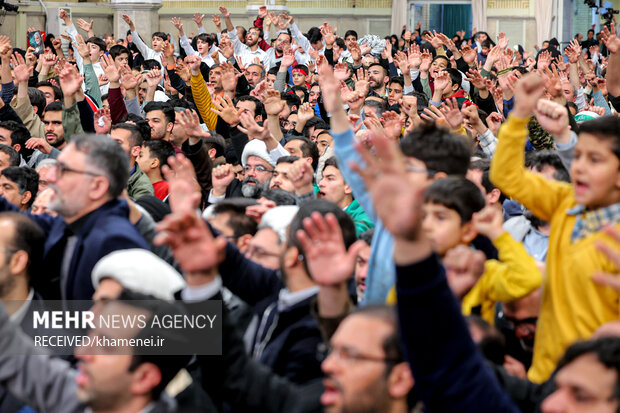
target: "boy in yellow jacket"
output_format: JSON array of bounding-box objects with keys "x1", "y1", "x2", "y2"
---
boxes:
[{"x1": 490, "y1": 73, "x2": 620, "y2": 383}]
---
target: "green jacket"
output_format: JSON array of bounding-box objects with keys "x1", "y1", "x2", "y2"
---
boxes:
[
  {"x1": 128, "y1": 163, "x2": 154, "y2": 200},
  {"x1": 345, "y1": 199, "x2": 374, "y2": 237}
]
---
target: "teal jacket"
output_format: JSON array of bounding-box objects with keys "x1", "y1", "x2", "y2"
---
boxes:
[{"x1": 345, "y1": 199, "x2": 373, "y2": 237}]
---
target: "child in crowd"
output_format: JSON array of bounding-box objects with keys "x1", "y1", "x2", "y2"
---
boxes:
[{"x1": 137, "y1": 140, "x2": 176, "y2": 201}]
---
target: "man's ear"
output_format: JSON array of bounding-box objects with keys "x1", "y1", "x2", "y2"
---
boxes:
[
  {"x1": 89, "y1": 175, "x2": 111, "y2": 201},
  {"x1": 344, "y1": 184, "x2": 353, "y2": 196},
  {"x1": 486, "y1": 188, "x2": 501, "y2": 205},
  {"x1": 387, "y1": 362, "x2": 414, "y2": 399},
  {"x1": 129, "y1": 362, "x2": 162, "y2": 397},
  {"x1": 131, "y1": 145, "x2": 141, "y2": 159},
  {"x1": 151, "y1": 157, "x2": 160, "y2": 171},
  {"x1": 166, "y1": 122, "x2": 174, "y2": 135},
  {"x1": 12, "y1": 144, "x2": 20, "y2": 153},
  {"x1": 207, "y1": 148, "x2": 217, "y2": 160},
  {"x1": 20, "y1": 190, "x2": 31, "y2": 208},
  {"x1": 283, "y1": 245, "x2": 299, "y2": 269},
  {"x1": 9, "y1": 249, "x2": 28, "y2": 275},
  {"x1": 236, "y1": 234, "x2": 253, "y2": 254}
]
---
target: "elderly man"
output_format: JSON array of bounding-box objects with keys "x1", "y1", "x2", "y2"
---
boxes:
[{"x1": 0, "y1": 134, "x2": 148, "y2": 300}]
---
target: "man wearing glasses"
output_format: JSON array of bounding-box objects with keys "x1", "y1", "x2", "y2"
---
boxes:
[{"x1": 0, "y1": 134, "x2": 148, "y2": 300}]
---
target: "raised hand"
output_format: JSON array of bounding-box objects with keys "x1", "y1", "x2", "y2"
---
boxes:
[
  {"x1": 533, "y1": 99, "x2": 570, "y2": 137},
  {"x1": 94, "y1": 107, "x2": 111, "y2": 135},
  {"x1": 334, "y1": 62, "x2": 350, "y2": 81},
  {"x1": 443, "y1": 245, "x2": 486, "y2": 299},
  {"x1": 211, "y1": 163, "x2": 236, "y2": 196},
  {"x1": 408, "y1": 43, "x2": 422, "y2": 69},
  {"x1": 171, "y1": 17, "x2": 184, "y2": 35},
  {"x1": 433, "y1": 70, "x2": 450, "y2": 91},
  {"x1": 25, "y1": 137, "x2": 52, "y2": 154},
  {"x1": 219, "y1": 39, "x2": 234, "y2": 59},
  {"x1": 321, "y1": 23, "x2": 336, "y2": 47},
  {"x1": 193, "y1": 12, "x2": 205, "y2": 27},
  {"x1": 238, "y1": 111, "x2": 271, "y2": 141},
  {"x1": 280, "y1": 47, "x2": 295, "y2": 68},
  {"x1": 211, "y1": 14, "x2": 221, "y2": 28},
  {"x1": 473, "y1": 205, "x2": 505, "y2": 241},
  {"x1": 511, "y1": 72, "x2": 545, "y2": 118},
  {"x1": 440, "y1": 98, "x2": 464, "y2": 130},
  {"x1": 11, "y1": 52, "x2": 32, "y2": 83},
  {"x1": 185, "y1": 54, "x2": 201, "y2": 75},
  {"x1": 424, "y1": 30, "x2": 443, "y2": 49},
  {"x1": 419, "y1": 51, "x2": 432, "y2": 72},
  {"x1": 40, "y1": 52, "x2": 58, "y2": 68},
  {"x1": 352, "y1": 67, "x2": 369, "y2": 96},
  {"x1": 72, "y1": 33, "x2": 90, "y2": 61},
  {"x1": 100, "y1": 53, "x2": 120, "y2": 83},
  {"x1": 537, "y1": 50, "x2": 552, "y2": 71},
  {"x1": 145, "y1": 68, "x2": 161, "y2": 88},
  {"x1": 211, "y1": 95, "x2": 240, "y2": 125},
  {"x1": 122, "y1": 14, "x2": 135, "y2": 31},
  {"x1": 218, "y1": 6, "x2": 231, "y2": 18},
  {"x1": 76, "y1": 18, "x2": 94, "y2": 34},
  {"x1": 381, "y1": 111, "x2": 403, "y2": 140},
  {"x1": 466, "y1": 68, "x2": 486, "y2": 90},
  {"x1": 497, "y1": 32, "x2": 509, "y2": 49},
  {"x1": 262, "y1": 89, "x2": 286, "y2": 116},
  {"x1": 59, "y1": 65, "x2": 84, "y2": 96},
  {"x1": 296, "y1": 212, "x2": 364, "y2": 286},
  {"x1": 220, "y1": 62, "x2": 241, "y2": 92},
  {"x1": 286, "y1": 158, "x2": 314, "y2": 193}
]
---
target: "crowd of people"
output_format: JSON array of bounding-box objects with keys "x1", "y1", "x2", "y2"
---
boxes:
[{"x1": 0, "y1": 4, "x2": 620, "y2": 412}]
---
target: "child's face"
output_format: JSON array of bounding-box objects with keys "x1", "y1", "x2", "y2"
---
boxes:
[
  {"x1": 481, "y1": 46, "x2": 489, "y2": 55},
  {"x1": 114, "y1": 53, "x2": 129, "y2": 67},
  {"x1": 196, "y1": 39, "x2": 209, "y2": 55},
  {"x1": 571, "y1": 133, "x2": 620, "y2": 209},
  {"x1": 136, "y1": 146, "x2": 155, "y2": 173},
  {"x1": 422, "y1": 202, "x2": 475, "y2": 256},
  {"x1": 152, "y1": 36, "x2": 164, "y2": 52},
  {"x1": 292, "y1": 71, "x2": 307, "y2": 86},
  {"x1": 88, "y1": 44, "x2": 103, "y2": 62}
]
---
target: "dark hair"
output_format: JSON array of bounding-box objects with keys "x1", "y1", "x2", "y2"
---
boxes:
[
  {"x1": 111, "y1": 123, "x2": 143, "y2": 148},
  {"x1": 142, "y1": 59, "x2": 162, "y2": 71},
  {"x1": 481, "y1": 170, "x2": 506, "y2": 203},
  {"x1": 578, "y1": 116, "x2": 620, "y2": 162},
  {"x1": 1, "y1": 166, "x2": 39, "y2": 208},
  {"x1": 0, "y1": 120, "x2": 31, "y2": 153},
  {"x1": 432, "y1": 55, "x2": 450, "y2": 67},
  {"x1": 144, "y1": 102, "x2": 175, "y2": 126},
  {"x1": 281, "y1": 92, "x2": 301, "y2": 111},
  {"x1": 388, "y1": 76, "x2": 404, "y2": 88},
  {"x1": 400, "y1": 123, "x2": 471, "y2": 175},
  {"x1": 405, "y1": 90, "x2": 429, "y2": 115},
  {"x1": 152, "y1": 32, "x2": 167, "y2": 41},
  {"x1": 248, "y1": 26, "x2": 263, "y2": 39},
  {"x1": 469, "y1": 158, "x2": 491, "y2": 172},
  {"x1": 236, "y1": 95, "x2": 265, "y2": 119},
  {"x1": 291, "y1": 85, "x2": 309, "y2": 103},
  {"x1": 288, "y1": 199, "x2": 357, "y2": 271},
  {"x1": 359, "y1": 228, "x2": 374, "y2": 246},
  {"x1": 36, "y1": 81, "x2": 63, "y2": 101},
  {"x1": 286, "y1": 137, "x2": 319, "y2": 170},
  {"x1": 71, "y1": 134, "x2": 129, "y2": 198},
  {"x1": 444, "y1": 68, "x2": 462, "y2": 91},
  {"x1": 335, "y1": 37, "x2": 346, "y2": 50},
  {"x1": 555, "y1": 337, "x2": 620, "y2": 403},
  {"x1": 364, "y1": 99, "x2": 388, "y2": 118},
  {"x1": 0, "y1": 212, "x2": 44, "y2": 277},
  {"x1": 260, "y1": 188, "x2": 298, "y2": 206},
  {"x1": 322, "y1": 156, "x2": 339, "y2": 175},
  {"x1": 344, "y1": 30, "x2": 358, "y2": 40},
  {"x1": 424, "y1": 177, "x2": 485, "y2": 224},
  {"x1": 481, "y1": 39, "x2": 492, "y2": 49},
  {"x1": 293, "y1": 64, "x2": 309, "y2": 75},
  {"x1": 143, "y1": 140, "x2": 176, "y2": 172},
  {"x1": 109, "y1": 44, "x2": 130, "y2": 60},
  {"x1": 368, "y1": 62, "x2": 388, "y2": 76},
  {"x1": 212, "y1": 201, "x2": 258, "y2": 239},
  {"x1": 0, "y1": 144, "x2": 20, "y2": 167},
  {"x1": 125, "y1": 114, "x2": 152, "y2": 142},
  {"x1": 525, "y1": 150, "x2": 567, "y2": 173},
  {"x1": 276, "y1": 155, "x2": 300, "y2": 165},
  {"x1": 86, "y1": 36, "x2": 106, "y2": 54},
  {"x1": 27, "y1": 87, "x2": 46, "y2": 117},
  {"x1": 44, "y1": 101, "x2": 63, "y2": 113}
]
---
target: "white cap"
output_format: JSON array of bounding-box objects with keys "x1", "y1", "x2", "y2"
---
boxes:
[
  {"x1": 242, "y1": 139, "x2": 276, "y2": 168},
  {"x1": 258, "y1": 206, "x2": 300, "y2": 242}
]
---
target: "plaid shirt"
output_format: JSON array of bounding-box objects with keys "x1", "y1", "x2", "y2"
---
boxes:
[{"x1": 568, "y1": 202, "x2": 620, "y2": 242}]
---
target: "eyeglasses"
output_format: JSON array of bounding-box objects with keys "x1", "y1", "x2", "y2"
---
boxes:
[
  {"x1": 316, "y1": 343, "x2": 400, "y2": 364},
  {"x1": 405, "y1": 165, "x2": 437, "y2": 176},
  {"x1": 246, "y1": 246, "x2": 280, "y2": 260},
  {"x1": 244, "y1": 165, "x2": 274, "y2": 174},
  {"x1": 56, "y1": 163, "x2": 102, "y2": 178}
]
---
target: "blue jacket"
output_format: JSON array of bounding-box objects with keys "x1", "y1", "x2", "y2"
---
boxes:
[
  {"x1": 219, "y1": 240, "x2": 323, "y2": 384},
  {"x1": 395, "y1": 254, "x2": 520, "y2": 413},
  {"x1": 332, "y1": 128, "x2": 395, "y2": 304},
  {"x1": 0, "y1": 197, "x2": 148, "y2": 300}
]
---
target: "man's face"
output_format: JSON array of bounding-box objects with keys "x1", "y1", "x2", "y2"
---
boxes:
[
  {"x1": 31, "y1": 188, "x2": 56, "y2": 215},
  {"x1": 244, "y1": 155, "x2": 274, "y2": 185},
  {"x1": 316, "y1": 132, "x2": 332, "y2": 157},
  {"x1": 146, "y1": 110, "x2": 171, "y2": 141},
  {"x1": 38, "y1": 85, "x2": 56, "y2": 106},
  {"x1": 235, "y1": 27, "x2": 245, "y2": 43},
  {"x1": 321, "y1": 315, "x2": 396, "y2": 413},
  {"x1": 87, "y1": 43, "x2": 103, "y2": 63},
  {"x1": 246, "y1": 29, "x2": 259, "y2": 47},
  {"x1": 309, "y1": 86, "x2": 321, "y2": 105},
  {"x1": 0, "y1": 152, "x2": 11, "y2": 173},
  {"x1": 0, "y1": 127, "x2": 13, "y2": 149},
  {"x1": 310, "y1": 128, "x2": 326, "y2": 144},
  {"x1": 571, "y1": 133, "x2": 620, "y2": 209},
  {"x1": 37, "y1": 165, "x2": 54, "y2": 192},
  {"x1": 244, "y1": 65, "x2": 264, "y2": 87},
  {"x1": 367, "y1": 66, "x2": 387, "y2": 91},
  {"x1": 43, "y1": 110, "x2": 65, "y2": 148},
  {"x1": 283, "y1": 113, "x2": 297, "y2": 132},
  {"x1": 269, "y1": 162, "x2": 295, "y2": 193},
  {"x1": 0, "y1": 175, "x2": 28, "y2": 210},
  {"x1": 541, "y1": 353, "x2": 619, "y2": 413},
  {"x1": 562, "y1": 82, "x2": 575, "y2": 102},
  {"x1": 151, "y1": 36, "x2": 164, "y2": 52},
  {"x1": 110, "y1": 128, "x2": 137, "y2": 162},
  {"x1": 275, "y1": 33, "x2": 291, "y2": 53},
  {"x1": 0, "y1": 219, "x2": 15, "y2": 298},
  {"x1": 318, "y1": 165, "x2": 349, "y2": 207},
  {"x1": 209, "y1": 67, "x2": 223, "y2": 88},
  {"x1": 266, "y1": 73, "x2": 276, "y2": 89},
  {"x1": 354, "y1": 241, "x2": 371, "y2": 301},
  {"x1": 113, "y1": 52, "x2": 129, "y2": 67},
  {"x1": 236, "y1": 100, "x2": 258, "y2": 120},
  {"x1": 387, "y1": 82, "x2": 403, "y2": 107},
  {"x1": 284, "y1": 139, "x2": 304, "y2": 158},
  {"x1": 47, "y1": 144, "x2": 101, "y2": 220},
  {"x1": 246, "y1": 227, "x2": 282, "y2": 269},
  {"x1": 588, "y1": 31, "x2": 595, "y2": 40}
]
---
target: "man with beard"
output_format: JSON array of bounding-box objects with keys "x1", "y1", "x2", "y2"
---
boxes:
[
  {"x1": 231, "y1": 26, "x2": 267, "y2": 68},
  {"x1": 269, "y1": 156, "x2": 299, "y2": 193},
  {"x1": 24, "y1": 102, "x2": 65, "y2": 168},
  {"x1": 367, "y1": 63, "x2": 389, "y2": 98},
  {"x1": 144, "y1": 102, "x2": 175, "y2": 142},
  {"x1": 0, "y1": 120, "x2": 31, "y2": 165},
  {"x1": 110, "y1": 123, "x2": 154, "y2": 200},
  {"x1": 244, "y1": 63, "x2": 266, "y2": 88},
  {"x1": 209, "y1": 139, "x2": 276, "y2": 203},
  {"x1": 0, "y1": 134, "x2": 147, "y2": 300}
]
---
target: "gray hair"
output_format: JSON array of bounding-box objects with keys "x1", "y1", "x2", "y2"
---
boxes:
[
  {"x1": 71, "y1": 134, "x2": 129, "y2": 198},
  {"x1": 36, "y1": 158, "x2": 58, "y2": 170}
]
